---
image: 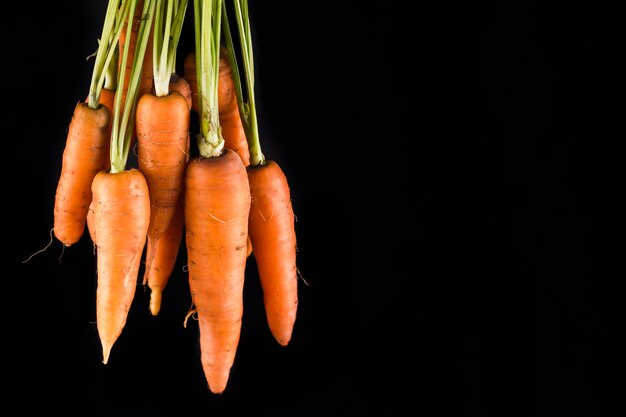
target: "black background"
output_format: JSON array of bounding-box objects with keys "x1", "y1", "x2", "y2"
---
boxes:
[{"x1": 10, "y1": 1, "x2": 595, "y2": 416}]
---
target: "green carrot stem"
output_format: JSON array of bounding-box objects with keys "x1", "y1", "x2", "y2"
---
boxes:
[
  {"x1": 224, "y1": 0, "x2": 264, "y2": 166},
  {"x1": 110, "y1": 0, "x2": 156, "y2": 173},
  {"x1": 87, "y1": 0, "x2": 122, "y2": 109},
  {"x1": 193, "y1": 0, "x2": 224, "y2": 158}
]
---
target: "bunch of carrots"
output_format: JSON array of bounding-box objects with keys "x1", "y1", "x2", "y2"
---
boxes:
[{"x1": 52, "y1": 0, "x2": 298, "y2": 394}]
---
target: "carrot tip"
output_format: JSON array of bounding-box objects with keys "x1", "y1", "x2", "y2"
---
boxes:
[
  {"x1": 102, "y1": 346, "x2": 112, "y2": 365},
  {"x1": 149, "y1": 289, "x2": 162, "y2": 316}
]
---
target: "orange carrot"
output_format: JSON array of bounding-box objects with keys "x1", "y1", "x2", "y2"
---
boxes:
[
  {"x1": 92, "y1": 169, "x2": 151, "y2": 363},
  {"x1": 53, "y1": 102, "x2": 111, "y2": 246},
  {"x1": 185, "y1": 149, "x2": 251, "y2": 394},
  {"x1": 144, "y1": 194, "x2": 184, "y2": 315},
  {"x1": 247, "y1": 160, "x2": 298, "y2": 345},
  {"x1": 136, "y1": 90, "x2": 190, "y2": 314}
]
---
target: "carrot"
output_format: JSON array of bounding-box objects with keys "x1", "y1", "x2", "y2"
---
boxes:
[
  {"x1": 247, "y1": 161, "x2": 297, "y2": 344},
  {"x1": 185, "y1": 149, "x2": 250, "y2": 394},
  {"x1": 138, "y1": 0, "x2": 190, "y2": 315},
  {"x1": 135, "y1": 91, "x2": 189, "y2": 256},
  {"x1": 53, "y1": 103, "x2": 111, "y2": 246},
  {"x1": 92, "y1": 0, "x2": 156, "y2": 363},
  {"x1": 224, "y1": 0, "x2": 299, "y2": 345},
  {"x1": 92, "y1": 169, "x2": 150, "y2": 363},
  {"x1": 184, "y1": 0, "x2": 250, "y2": 393},
  {"x1": 54, "y1": 6, "x2": 122, "y2": 247}
]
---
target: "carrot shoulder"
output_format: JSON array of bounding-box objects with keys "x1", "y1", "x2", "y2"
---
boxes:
[
  {"x1": 92, "y1": 169, "x2": 150, "y2": 364},
  {"x1": 247, "y1": 160, "x2": 298, "y2": 346},
  {"x1": 185, "y1": 149, "x2": 251, "y2": 394},
  {"x1": 53, "y1": 102, "x2": 110, "y2": 246}
]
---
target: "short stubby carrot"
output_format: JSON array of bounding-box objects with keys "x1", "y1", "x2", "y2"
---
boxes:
[
  {"x1": 185, "y1": 149, "x2": 251, "y2": 394},
  {"x1": 92, "y1": 168, "x2": 151, "y2": 364},
  {"x1": 144, "y1": 195, "x2": 184, "y2": 315},
  {"x1": 136, "y1": 91, "x2": 190, "y2": 282},
  {"x1": 53, "y1": 102, "x2": 111, "y2": 246},
  {"x1": 247, "y1": 160, "x2": 298, "y2": 346}
]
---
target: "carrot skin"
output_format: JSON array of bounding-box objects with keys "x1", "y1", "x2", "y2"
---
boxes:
[
  {"x1": 92, "y1": 169, "x2": 150, "y2": 364},
  {"x1": 185, "y1": 149, "x2": 251, "y2": 394},
  {"x1": 247, "y1": 160, "x2": 298, "y2": 346},
  {"x1": 53, "y1": 102, "x2": 110, "y2": 246}
]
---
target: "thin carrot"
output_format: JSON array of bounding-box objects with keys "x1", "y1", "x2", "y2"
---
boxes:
[
  {"x1": 93, "y1": 0, "x2": 156, "y2": 363},
  {"x1": 224, "y1": 0, "x2": 299, "y2": 345},
  {"x1": 92, "y1": 168, "x2": 150, "y2": 363},
  {"x1": 138, "y1": 0, "x2": 190, "y2": 315},
  {"x1": 52, "y1": 0, "x2": 126, "y2": 247},
  {"x1": 247, "y1": 161, "x2": 297, "y2": 345},
  {"x1": 185, "y1": 0, "x2": 250, "y2": 393}
]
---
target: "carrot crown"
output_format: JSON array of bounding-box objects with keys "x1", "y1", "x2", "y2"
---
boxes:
[
  {"x1": 193, "y1": 0, "x2": 225, "y2": 158},
  {"x1": 223, "y1": 0, "x2": 264, "y2": 166}
]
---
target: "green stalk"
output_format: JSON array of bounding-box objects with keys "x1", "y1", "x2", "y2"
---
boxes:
[
  {"x1": 194, "y1": 0, "x2": 224, "y2": 158},
  {"x1": 224, "y1": 0, "x2": 264, "y2": 166},
  {"x1": 110, "y1": 0, "x2": 156, "y2": 173},
  {"x1": 87, "y1": 0, "x2": 122, "y2": 109},
  {"x1": 153, "y1": 0, "x2": 188, "y2": 95}
]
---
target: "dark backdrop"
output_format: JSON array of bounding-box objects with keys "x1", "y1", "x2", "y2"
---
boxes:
[{"x1": 10, "y1": 1, "x2": 594, "y2": 416}]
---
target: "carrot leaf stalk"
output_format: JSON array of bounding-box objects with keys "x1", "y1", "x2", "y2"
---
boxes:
[
  {"x1": 110, "y1": 0, "x2": 156, "y2": 173},
  {"x1": 153, "y1": 0, "x2": 188, "y2": 96},
  {"x1": 194, "y1": 0, "x2": 225, "y2": 158},
  {"x1": 223, "y1": 0, "x2": 263, "y2": 166}
]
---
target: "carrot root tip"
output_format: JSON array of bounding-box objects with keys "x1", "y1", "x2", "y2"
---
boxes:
[{"x1": 149, "y1": 289, "x2": 162, "y2": 316}]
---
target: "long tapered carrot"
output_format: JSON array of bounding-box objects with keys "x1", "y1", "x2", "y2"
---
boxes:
[
  {"x1": 92, "y1": 168, "x2": 151, "y2": 363},
  {"x1": 224, "y1": 0, "x2": 299, "y2": 345},
  {"x1": 185, "y1": 149, "x2": 251, "y2": 394},
  {"x1": 92, "y1": 0, "x2": 156, "y2": 363},
  {"x1": 184, "y1": 0, "x2": 251, "y2": 394},
  {"x1": 247, "y1": 161, "x2": 297, "y2": 345}
]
